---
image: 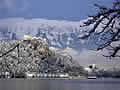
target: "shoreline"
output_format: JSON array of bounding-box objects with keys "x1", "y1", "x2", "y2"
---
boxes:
[{"x1": 0, "y1": 77, "x2": 120, "y2": 80}]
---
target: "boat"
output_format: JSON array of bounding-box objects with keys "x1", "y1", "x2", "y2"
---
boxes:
[{"x1": 87, "y1": 76, "x2": 97, "y2": 79}]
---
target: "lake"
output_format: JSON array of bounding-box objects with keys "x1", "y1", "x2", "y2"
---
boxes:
[{"x1": 0, "y1": 79, "x2": 120, "y2": 90}]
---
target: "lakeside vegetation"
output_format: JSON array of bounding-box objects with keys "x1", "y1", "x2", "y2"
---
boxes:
[
  {"x1": 0, "y1": 36, "x2": 119, "y2": 79},
  {"x1": 0, "y1": 36, "x2": 86, "y2": 79}
]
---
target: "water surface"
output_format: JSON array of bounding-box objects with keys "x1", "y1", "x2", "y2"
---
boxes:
[{"x1": 0, "y1": 79, "x2": 120, "y2": 90}]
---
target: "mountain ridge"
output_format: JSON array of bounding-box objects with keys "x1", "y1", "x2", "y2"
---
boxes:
[
  {"x1": 0, "y1": 18, "x2": 90, "y2": 51},
  {"x1": 0, "y1": 18, "x2": 120, "y2": 68}
]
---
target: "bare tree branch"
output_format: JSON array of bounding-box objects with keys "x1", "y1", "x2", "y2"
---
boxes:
[{"x1": 80, "y1": 0, "x2": 120, "y2": 57}]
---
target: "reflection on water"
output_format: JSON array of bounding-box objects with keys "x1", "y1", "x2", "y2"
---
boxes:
[{"x1": 0, "y1": 79, "x2": 120, "y2": 90}]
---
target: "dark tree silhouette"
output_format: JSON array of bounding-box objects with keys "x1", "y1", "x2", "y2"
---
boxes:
[{"x1": 80, "y1": 0, "x2": 120, "y2": 57}]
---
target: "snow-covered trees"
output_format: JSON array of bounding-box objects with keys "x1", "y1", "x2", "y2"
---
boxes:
[{"x1": 80, "y1": 0, "x2": 120, "y2": 57}]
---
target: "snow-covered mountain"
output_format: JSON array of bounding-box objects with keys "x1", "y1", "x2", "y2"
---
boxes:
[
  {"x1": 0, "y1": 18, "x2": 120, "y2": 68},
  {"x1": 0, "y1": 18, "x2": 92, "y2": 51}
]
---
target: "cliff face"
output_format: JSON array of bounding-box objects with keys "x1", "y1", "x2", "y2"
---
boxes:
[
  {"x1": 0, "y1": 36, "x2": 85, "y2": 76},
  {"x1": 0, "y1": 18, "x2": 89, "y2": 51}
]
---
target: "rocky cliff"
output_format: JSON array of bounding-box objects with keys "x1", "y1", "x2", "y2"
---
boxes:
[{"x1": 0, "y1": 36, "x2": 85, "y2": 76}]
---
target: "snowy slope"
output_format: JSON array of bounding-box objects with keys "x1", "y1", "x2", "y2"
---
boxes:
[
  {"x1": 0, "y1": 18, "x2": 91, "y2": 50},
  {"x1": 0, "y1": 18, "x2": 120, "y2": 68}
]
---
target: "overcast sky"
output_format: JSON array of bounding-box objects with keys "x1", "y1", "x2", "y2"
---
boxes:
[{"x1": 0, "y1": 0, "x2": 113, "y2": 21}]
